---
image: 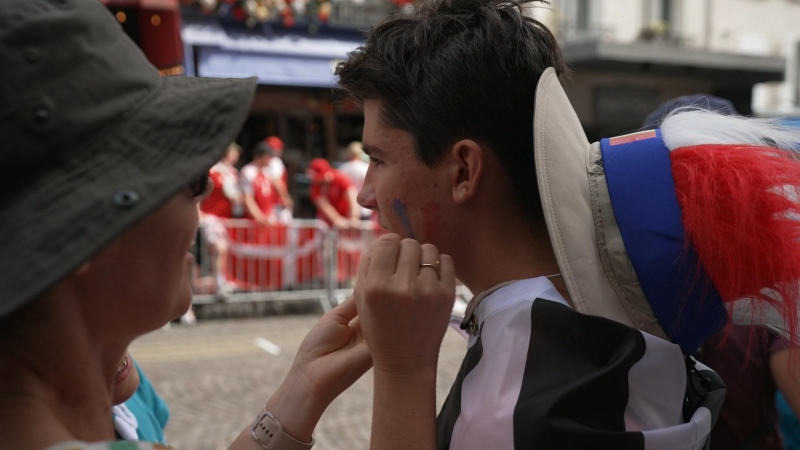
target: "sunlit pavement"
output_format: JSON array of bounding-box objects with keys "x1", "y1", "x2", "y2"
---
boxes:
[{"x1": 131, "y1": 306, "x2": 468, "y2": 450}]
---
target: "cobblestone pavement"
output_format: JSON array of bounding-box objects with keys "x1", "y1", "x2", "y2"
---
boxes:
[{"x1": 130, "y1": 310, "x2": 468, "y2": 450}]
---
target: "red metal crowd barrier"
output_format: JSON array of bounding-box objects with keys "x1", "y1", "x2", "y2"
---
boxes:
[
  {"x1": 192, "y1": 217, "x2": 384, "y2": 308},
  {"x1": 225, "y1": 219, "x2": 326, "y2": 290},
  {"x1": 331, "y1": 223, "x2": 386, "y2": 287}
]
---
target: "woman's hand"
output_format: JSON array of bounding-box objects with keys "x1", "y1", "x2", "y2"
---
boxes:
[
  {"x1": 241, "y1": 234, "x2": 455, "y2": 450},
  {"x1": 289, "y1": 296, "x2": 372, "y2": 405},
  {"x1": 260, "y1": 298, "x2": 371, "y2": 444}
]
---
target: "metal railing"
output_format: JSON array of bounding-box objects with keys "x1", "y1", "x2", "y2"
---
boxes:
[
  {"x1": 192, "y1": 217, "x2": 475, "y2": 312},
  {"x1": 192, "y1": 217, "x2": 387, "y2": 311}
]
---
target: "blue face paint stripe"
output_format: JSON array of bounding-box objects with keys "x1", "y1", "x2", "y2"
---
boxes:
[{"x1": 392, "y1": 198, "x2": 415, "y2": 239}]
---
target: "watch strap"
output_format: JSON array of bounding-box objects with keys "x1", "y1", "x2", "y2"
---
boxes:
[{"x1": 251, "y1": 409, "x2": 315, "y2": 450}]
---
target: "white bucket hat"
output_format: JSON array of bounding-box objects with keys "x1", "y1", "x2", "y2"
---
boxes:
[{"x1": 534, "y1": 67, "x2": 728, "y2": 353}]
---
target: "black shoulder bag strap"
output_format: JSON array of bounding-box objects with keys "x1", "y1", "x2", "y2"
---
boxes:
[{"x1": 684, "y1": 355, "x2": 727, "y2": 450}]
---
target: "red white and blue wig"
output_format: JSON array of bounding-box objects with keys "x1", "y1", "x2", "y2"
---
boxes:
[{"x1": 535, "y1": 68, "x2": 800, "y2": 355}]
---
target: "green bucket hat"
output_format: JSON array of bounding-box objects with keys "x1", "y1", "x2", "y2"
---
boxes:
[{"x1": 0, "y1": 0, "x2": 257, "y2": 317}]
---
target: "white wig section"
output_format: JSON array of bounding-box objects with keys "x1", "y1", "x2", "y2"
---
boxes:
[
  {"x1": 660, "y1": 108, "x2": 800, "y2": 152},
  {"x1": 727, "y1": 293, "x2": 795, "y2": 341}
]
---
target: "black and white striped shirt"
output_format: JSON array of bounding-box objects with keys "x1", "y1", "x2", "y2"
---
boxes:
[{"x1": 438, "y1": 277, "x2": 722, "y2": 450}]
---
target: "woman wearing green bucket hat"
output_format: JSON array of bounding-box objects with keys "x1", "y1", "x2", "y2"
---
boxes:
[{"x1": 0, "y1": 1, "x2": 394, "y2": 449}]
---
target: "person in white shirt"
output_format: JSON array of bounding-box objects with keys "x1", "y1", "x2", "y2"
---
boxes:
[
  {"x1": 337, "y1": 141, "x2": 372, "y2": 220},
  {"x1": 241, "y1": 140, "x2": 294, "y2": 223},
  {"x1": 335, "y1": 0, "x2": 800, "y2": 448}
]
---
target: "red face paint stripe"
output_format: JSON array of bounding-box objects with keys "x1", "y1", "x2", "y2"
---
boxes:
[{"x1": 421, "y1": 201, "x2": 440, "y2": 243}]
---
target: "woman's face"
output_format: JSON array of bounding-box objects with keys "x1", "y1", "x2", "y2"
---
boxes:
[{"x1": 77, "y1": 180, "x2": 206, "y2": 341}]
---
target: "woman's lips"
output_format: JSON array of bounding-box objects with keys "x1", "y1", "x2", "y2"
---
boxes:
[{"x1": 115, "y1": 352, "x2": 132, "y2": 385}]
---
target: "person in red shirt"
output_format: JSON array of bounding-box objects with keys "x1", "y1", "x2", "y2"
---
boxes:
[
  {"x1": 264, "y1": 136, "x2": 294, "y2": 221},
  {"x1": 198, "y1": 142, "x2": 245, "y2": 295},
  {"x1": 242, "y1": 138, "x2": 294, "y2": 222},
  {"x1": 306, "y1": 158, "x2": 360, "y2": 228},
  {"x1": 264, "y1": 136, "x2": 289, "y2": 187},
  {"x1": 241, "y1": 142, "x2": 296, "y2": 225},
  {"x1": 241, "y1": 143, "x2": 280, "y2": 225},
  {"x1": 200, "y1": 142, "x2": 243, "y2": 219}
]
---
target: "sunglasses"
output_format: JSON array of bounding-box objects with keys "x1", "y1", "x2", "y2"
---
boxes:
[{"x1": 188, "y1": 171, "x2": 211, "y2": 198}]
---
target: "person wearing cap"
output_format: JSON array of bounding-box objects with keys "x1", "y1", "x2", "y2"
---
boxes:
[
  {"x1": 640, "y1": 94, "x2": 739, "y2": 130},
  {"x1": 306, "y1": 158, "x2": 361, "y2": 228},
  {"x1": 0, "y1": 1, "x2": 375, "y2": 449},
  {"x1": 264, "y1": 135, "x2": 289, "y2": 186},
  {"x1": 241, "y1": 141, "x2": 294, "y2": 224},
  {"x1": 336, "y1": 0, "x2": 800, "y2": 449},
  {"x1": 262, "y1": 135, "x2": 296, "y2": 221},
  {"x1": 240, "y1": 142, "x2": 282, "y2": 225},
  {"x1": 242, "y1": 136, "x2": 295, "y2": 222}
]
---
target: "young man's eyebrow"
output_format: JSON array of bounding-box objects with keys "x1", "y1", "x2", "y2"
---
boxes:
[{"x1": 362, "y1": 144, "x2": 385, "y2": 157}]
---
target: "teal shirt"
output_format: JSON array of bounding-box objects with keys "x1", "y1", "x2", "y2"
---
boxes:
[
  {"x1": 115, "y1": 361, "x2": 170, "y2": 445},
  {"x1": 777, "y1": 392, "x2": 800, "y2": 450}
]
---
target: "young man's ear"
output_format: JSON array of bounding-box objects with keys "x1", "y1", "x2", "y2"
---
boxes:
[{"x1": 448, "y1": 139, "x2": 484, "y2": 204}]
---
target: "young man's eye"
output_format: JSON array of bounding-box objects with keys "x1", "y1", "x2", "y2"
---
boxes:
[{"x1": 369, "y1": 156, "x2": 383, "y2": 166}]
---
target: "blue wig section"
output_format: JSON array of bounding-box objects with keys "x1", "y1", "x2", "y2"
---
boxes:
[{"x1": 600, "y1": 130, "x2": 726, "y2": 353}]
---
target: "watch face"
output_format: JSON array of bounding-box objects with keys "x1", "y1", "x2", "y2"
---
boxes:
[
  {"x1": 251, "y1": 410, "x2": 314, "y2": 450},
  {"x1": 252, "y1": 412, "x2": 278, "y2": 448}
]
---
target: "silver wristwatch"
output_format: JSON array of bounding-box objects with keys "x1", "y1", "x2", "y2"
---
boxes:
[{"x1": 250, "y1": 409, "x2": 315, "y2": 450}]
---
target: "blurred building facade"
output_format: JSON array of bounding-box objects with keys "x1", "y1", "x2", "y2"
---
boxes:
[
  {"x1": 174, "y1": 0, "x2": 800, "y2": 149},
  {"x1": 177, "y1": 0, "x2": 398, "y2": 163},
  {"x1": 535, "y1": 0, "x2": 800, "y2": 138},
  {"x1": 107, "y1": 0, "x2": 798, "y2": 220}
]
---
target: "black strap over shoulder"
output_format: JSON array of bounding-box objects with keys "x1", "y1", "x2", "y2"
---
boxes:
[{"x1": 684, "y1": 355, "x2": 727, "y2": 450}]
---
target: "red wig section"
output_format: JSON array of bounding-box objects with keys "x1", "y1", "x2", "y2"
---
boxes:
[{"x1": 671, "y1": 144, "x2": 800, "y2": 343}]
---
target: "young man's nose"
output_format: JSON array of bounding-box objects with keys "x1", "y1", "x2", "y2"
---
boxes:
[{"x1": 357, "y1": 184, "x2": 377, "y2": 210}]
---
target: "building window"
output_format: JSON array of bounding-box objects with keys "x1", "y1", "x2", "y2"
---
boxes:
[
  {"x1": 560, "y1": 0, "x2": 600, "y2": 41},
  {"x1": 575, "y1": 0, "x2": 590, "y2": 31},
  {"x1": 641, "y1": 0, "x2": 682, "y2": 42}
]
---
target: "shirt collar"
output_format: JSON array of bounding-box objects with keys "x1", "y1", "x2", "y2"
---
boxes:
[{"x1": 460, "y1": 277, "x2": 569, "y2": 336}]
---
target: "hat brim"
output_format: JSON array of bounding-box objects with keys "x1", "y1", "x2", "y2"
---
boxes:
[
  {"x1": 533, "y1": 67, "x2": 668, "y2": 340},
  {"x1": 0, "y1": 75, "x2": 257, "y2": 317}
]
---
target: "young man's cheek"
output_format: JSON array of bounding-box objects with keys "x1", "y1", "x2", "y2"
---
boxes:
[{"x1": 420, "y1": 201, "x2": 442, "y2": 244}]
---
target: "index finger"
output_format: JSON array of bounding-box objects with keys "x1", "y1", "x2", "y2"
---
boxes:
[
  {"x1": 364, "y1": 233, "x2": 402, "y2": 280},
  {"x1": 327, "y1": 296, "x2": 358, "y2": 324}
]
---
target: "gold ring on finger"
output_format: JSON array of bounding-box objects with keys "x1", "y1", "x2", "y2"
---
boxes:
[{"x1": 419, "y1": 261, "x2": 441, "y2": 279}]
